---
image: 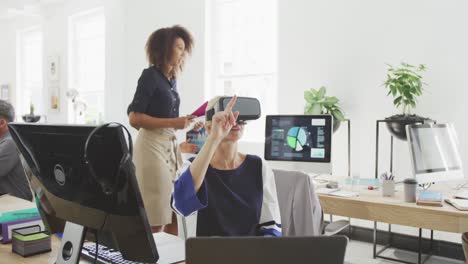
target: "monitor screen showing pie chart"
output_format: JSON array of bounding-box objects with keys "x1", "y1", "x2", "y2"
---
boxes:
[{"x1": 287, "y1": 127, "x2": 307, "y2": 151}]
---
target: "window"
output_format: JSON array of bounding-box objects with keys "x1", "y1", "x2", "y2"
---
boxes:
[
  {"x1": 68, "y1": 8, "x2": 105, "y2": 125},
  {"x1": 17, "y1": 27, "x2": 43, "y2": 118},
  {"x1": 207, "y1": 0, "x2": 278, "y2": 142}
]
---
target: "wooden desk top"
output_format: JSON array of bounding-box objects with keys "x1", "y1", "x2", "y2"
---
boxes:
[{"x1": 318, "y1": 180, "x2": 468, "y2": 233}]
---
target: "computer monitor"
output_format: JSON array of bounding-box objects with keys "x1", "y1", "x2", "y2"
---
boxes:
[
  {"x1": 406, "y1": 123, "x2": 464, "y2": 184},
  {"x1": 8, "y1": 123, "x2": 158, "y2": 263},
  {"x1": 264, "y1": 115, "x2": 332, "y2": 174}
]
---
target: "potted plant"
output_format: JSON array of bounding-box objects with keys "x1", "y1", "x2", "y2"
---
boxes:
[
  {"x1": 304, "y1": 86, "x2": 345, "y2": 132},
  {"x1": 383, "y1": 62, "x2": 430, "y2": 140},
  {"x1": 22, "y1": 101, "x2": 41, "y2": 123}
]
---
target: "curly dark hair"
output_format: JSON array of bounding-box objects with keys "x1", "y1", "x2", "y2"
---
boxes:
[{"x1": 145, "y1": 25, "x2": 194, "y2": 78}]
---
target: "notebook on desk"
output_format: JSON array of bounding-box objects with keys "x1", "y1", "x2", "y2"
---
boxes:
[
  {"x1": 454, "y1": 190, "x2": 468, "y2": 200},
  {"x1": 316, "y1": 188, "x2": 359, "y2": 197},
  {"x1": 445, "y1": 198, "x2": 468, "y2": 211}
]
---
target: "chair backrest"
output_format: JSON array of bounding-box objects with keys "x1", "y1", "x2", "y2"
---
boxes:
[
  {"x1": 186, "y1": 235, "x2": 348, "y2": 264},
  {"x1": 273, "y1": 169, "x2": 323, "y2": 236}
]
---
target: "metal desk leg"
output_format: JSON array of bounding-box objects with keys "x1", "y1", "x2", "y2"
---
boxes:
[
  {"x1": 373, "y1": 224, "x2": 433, "y2": 264},
  {"x1": 373, "y1": 221, "x2": 377, "y2": 258}
]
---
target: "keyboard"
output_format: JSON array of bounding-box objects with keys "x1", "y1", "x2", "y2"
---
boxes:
[
  {"x1": 81, "y1": 243, "x2": 139, "y2": 264},
  {"x1": 81, "y1": 232, "x2": 185, "y2": 264}
]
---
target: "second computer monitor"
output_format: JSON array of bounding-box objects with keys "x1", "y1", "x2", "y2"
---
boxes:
[
  {"x1": 265, "y1": 115, "x2": 332, "y2": 165},
  {"x1": 407, "y1": 123, "x2": 464, "y2": 184}
]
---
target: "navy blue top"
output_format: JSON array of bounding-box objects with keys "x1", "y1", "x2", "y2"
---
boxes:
[
  {"x1": 197, "y1": 155, "x2": 263, "y2": 236},
  {"x1": 172, "y1": 155, "x2": 281, "y2": 237},
  {"x1": 127, "y1": 67, "x2": 180, "y2": 118}
]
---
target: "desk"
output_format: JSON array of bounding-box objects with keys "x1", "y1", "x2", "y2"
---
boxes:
[
  {"x1": 0, "y1": 195, "x2": 61, "y2": 264},
  {"x1": 318, "y1": 182, "x2": 468, "y2": 233},
  {"x1": 318, "y1": 180, "x2": 468, "y2": 263},
  {"x1": 0, "y1": 195, "x2": 186, "y2": 264}
]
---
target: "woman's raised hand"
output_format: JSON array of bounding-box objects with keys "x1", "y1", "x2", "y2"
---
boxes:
[{"x1": 209, "y1": 95, "x2": 239, "y2": 141}]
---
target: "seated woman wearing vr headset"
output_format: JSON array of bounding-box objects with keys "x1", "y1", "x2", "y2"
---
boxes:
[{"x1": 171, "y1": 95, "x2": 282, "y2": 236}]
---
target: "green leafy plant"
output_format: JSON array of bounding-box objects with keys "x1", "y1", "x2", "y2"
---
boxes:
[
  {"x1": 384, "y1": 62, "x2": 426, "y2": 115},
  {"x1": 304, "y1": 86, "x2": 345, "y2": 121}
]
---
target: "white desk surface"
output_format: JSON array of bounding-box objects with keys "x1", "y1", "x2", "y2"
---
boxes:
[{"x1": 0, "y1": 195, "x2": 186, "y2": 264}]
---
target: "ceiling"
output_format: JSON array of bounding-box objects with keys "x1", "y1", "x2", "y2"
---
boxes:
[{"x1": 0, "y1": 0, "x2": 64, "y2": 20}]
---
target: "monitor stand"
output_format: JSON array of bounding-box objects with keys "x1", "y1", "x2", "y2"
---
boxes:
[
  {"x1": 56, "y1": 221, "x2": 87, "y2": 264},
  {"x1": 267, "y1": 160, "x2": 332, "y2": 175}
]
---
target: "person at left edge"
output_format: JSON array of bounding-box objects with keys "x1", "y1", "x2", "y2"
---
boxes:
[{"x1": 0, "y1": 99, "x2": 33, "y2": 201}]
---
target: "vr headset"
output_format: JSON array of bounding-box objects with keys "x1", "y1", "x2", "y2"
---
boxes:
[{"x1": 205, "y1": 96, "x2": 261, "y2": 123}]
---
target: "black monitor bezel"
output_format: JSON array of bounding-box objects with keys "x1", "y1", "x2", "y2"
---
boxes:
[
  {"x1": 7, "y1": 123, "x2": 159, "y2": 263},
  {"x1": 264, "y1": 115, "x2": 332, "y2": 163}
]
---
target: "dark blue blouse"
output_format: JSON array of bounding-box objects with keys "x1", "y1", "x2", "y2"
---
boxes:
[
  {"x1": 127, "y1": 67, "x2": 180, "y2": 118},
  {"x1": 172, "y1": 155, "x2": 282, "y2": 237}
]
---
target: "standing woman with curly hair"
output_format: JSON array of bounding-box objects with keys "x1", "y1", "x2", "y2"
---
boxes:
[{"x1": 127, "y1": 25, "x2": 195, "y2": 235}]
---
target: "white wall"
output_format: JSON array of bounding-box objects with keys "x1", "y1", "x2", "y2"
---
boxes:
[
  {"x1": 104, "y1": 0, "x2": 127, "y2": 125},
  {"x1": 124, "y1": 0, "x2": 206, "y2": 140},
  {"x1": 279, "y1": 0, "x2": 468, "y2": 242},
  {"x1": 278, "y1": 0, "x2": 468, "y2": 179},
  {"x1": 42, "y1": 0, "x2": 106, "y2": 123}
]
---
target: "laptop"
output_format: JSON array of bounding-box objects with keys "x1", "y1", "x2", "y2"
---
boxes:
[{"x1": 186, "y1": 236, "x2": 348, "y2": 264}]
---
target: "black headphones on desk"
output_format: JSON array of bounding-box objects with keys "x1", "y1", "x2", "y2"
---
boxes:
[{"x1": 84, "y1": 122, "x2": 133, "y2": 195}]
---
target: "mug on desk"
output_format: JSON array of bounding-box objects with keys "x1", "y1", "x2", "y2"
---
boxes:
[
  {"x1": 382, "y1": 180, "x2": 395, "y2": 197},
  {"x1": 403, "y1": 178, "x2": 417, "y2": 203}
]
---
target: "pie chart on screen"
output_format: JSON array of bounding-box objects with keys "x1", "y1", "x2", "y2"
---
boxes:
[{"x1": 287, "y1": 127, "x2": 307, "y2": 151}]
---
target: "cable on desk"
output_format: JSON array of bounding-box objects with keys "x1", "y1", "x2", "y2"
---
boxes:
[
  {"x1": 94, "y1": 231, "x2": 98, "y2": 264},
  {"x1": 93, "y1": 213, "x2": 109, "y2": 264}
]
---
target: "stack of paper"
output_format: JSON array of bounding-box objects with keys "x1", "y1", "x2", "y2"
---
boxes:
[{"x1": 12, "y1": 226, "x2": 51, "y2": 257}]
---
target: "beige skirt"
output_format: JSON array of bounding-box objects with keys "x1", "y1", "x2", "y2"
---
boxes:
[{"x1": 133, "y1": 128, "x2": 182, "y2": 226}]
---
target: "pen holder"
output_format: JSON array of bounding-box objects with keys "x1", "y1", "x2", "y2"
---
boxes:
[{"x1": 381, "y1": 180, "x2": 395, "y2": 197}]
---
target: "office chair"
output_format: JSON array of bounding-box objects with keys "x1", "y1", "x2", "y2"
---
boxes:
[
  {"x1": 273, "y1": 169, "x2": 350, "y2": 237},
  {"x1": 324, "y1": 217, "x2": 350, "y2": 236}
]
